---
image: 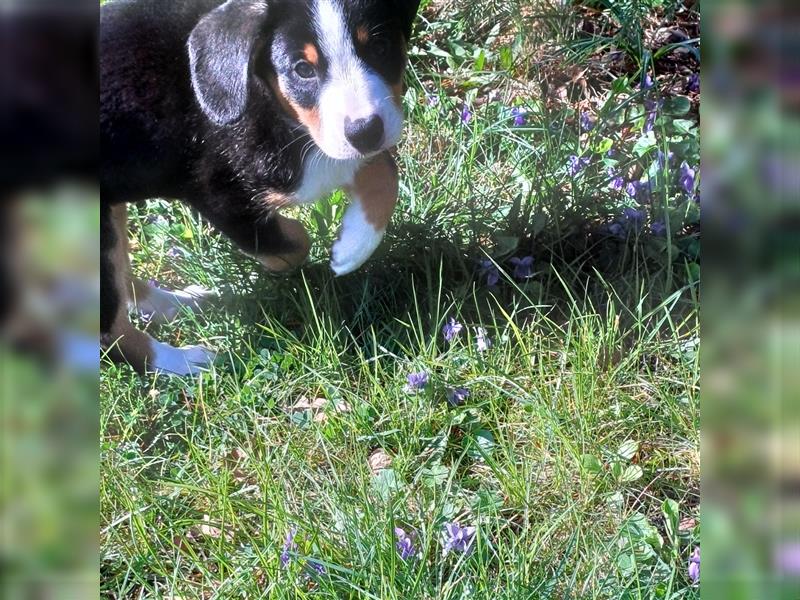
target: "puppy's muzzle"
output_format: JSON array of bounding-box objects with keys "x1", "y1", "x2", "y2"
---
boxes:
[{"x1": 344, "y1": 114, "x2": 384, "y2": 154}]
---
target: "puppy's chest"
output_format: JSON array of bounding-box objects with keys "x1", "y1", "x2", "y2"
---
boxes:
[{"x1": 289, "y1": 152, "x2": 362, "y2": 205}]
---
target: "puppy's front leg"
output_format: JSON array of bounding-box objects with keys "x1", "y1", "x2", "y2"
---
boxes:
[{"x1": 331, "y1": 153, "x2": 398, "y2": 276}]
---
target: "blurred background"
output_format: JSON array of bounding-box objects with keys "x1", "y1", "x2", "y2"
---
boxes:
[
  {"x1": 0, "y1": 0, "x2": 797, "y2": 598},
  {"x1": 0, "y1": 1, "x2": 99, "y2": 598},
  {"x1": 702, "y1": 0, "x2": 800, "y2": 598}
]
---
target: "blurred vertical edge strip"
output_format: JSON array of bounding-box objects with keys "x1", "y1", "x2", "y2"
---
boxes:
[
  {"x1": 1, "y1": 0, "x2": 100, "y2": 598},
  {"x1": 703, "y1": 0, "x2": 800, "y2": 599}
]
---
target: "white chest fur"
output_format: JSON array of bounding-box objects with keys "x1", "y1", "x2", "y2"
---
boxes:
[{"x1": 293, "y1": 150, "x2": 361, "y2": 205}]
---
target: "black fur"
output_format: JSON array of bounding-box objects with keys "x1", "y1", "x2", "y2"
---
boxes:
[{"x1": 100, "y1": 0, "x2": 419, "y2": 340}]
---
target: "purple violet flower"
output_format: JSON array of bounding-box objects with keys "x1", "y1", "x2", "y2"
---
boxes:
[
  {"x1": 640, "y1": 74, "x2": 654, "y2": 90},
  {"x1": 608, "y1": 222, "x2": 625, "y2": 238},
  {"x1": 580, "y1": 111, "x2": 595, "y2": 132},
  {"x1": 607, "y1": 168, "x2": 625, "y2": 190},
  {"x1": 568, "y1": 155, "x2": 591, "y2": 176},
  {"x1": 426, "y1": 93, "x2": 440, "y2": 107},
  {"x1": 644, "y1": 111, "x2": 657, "y2": 134},
  {"x1": 626, "y1": 180, "x2": 652, "y2": 204},
  {"x1": 460, "y1": 105, "x2": 473, "y2": 124},
  {"x1": 281, "y1": 527, "x2": 297, "y2": 568},
  {"x1": 623, "y1": 207, "x2": 646, "y2": 231},
  {"x1": 307, "y1": 561, "x2": 326, "y2": 576},
  {"x1": 687, "y1": 73, "x2": 700, "y2": 93},
  {"x1": 511, "y1": 107, "x2": 527, "y2": 127},
  {"x1": 446, "y1": 387, "x2": 470, "y2": 407},
  {"x1": 679, "y1": 161, "x2": 696, "y2": 195},
  {"x1": 442, "y1": 318, "x2": 463, "y2": 342},
  {"x1": 688, "y1": 547, "x2": 700, "y2": 584},
  {"x1": 442, "y1": 522, "x2": 476, "y2": 555},
  {"x1": 405, "y1": 371, "x2": 429, "y2": 392},
  {"x1": 774, "y1": 541, "x2": 800, "y2": 576},
  {"x1": 509, "y1": 255, "x2": 534, "y2": 280},
  {"x1": 395, "y1": 527, "x2": 416, "y2": 561},
  {"x1": 166, "y1": 246, "x2": 184, "y2": 259},
  {"x1": 475, "y1": 328, "x2": 492, "y2": 352},
  {"x1": 643, "y1": 97, "x2": 662, "y2": 134},
  {"x1": 650, "y1": 221, "x2": 667, "y2": 237},
  {"x1": 478, "y1": 259, "x2": 500, "y2": 287},
  {"x1": 657, "y1": 150, "x2": 675, "y2": 168}
]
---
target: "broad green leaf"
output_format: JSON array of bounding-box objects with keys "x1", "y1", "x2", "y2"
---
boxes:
[{"x1": 617, "y1": 440, "x2": 639, "y2": 460}]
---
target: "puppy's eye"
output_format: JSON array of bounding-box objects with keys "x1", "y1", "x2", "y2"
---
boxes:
[{"x1": 294, "y1": 60, "x2": 316, "y2": 79}]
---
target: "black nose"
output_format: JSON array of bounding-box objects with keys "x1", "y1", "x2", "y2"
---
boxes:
[{"x1": 344, "y1": 114, "x2": 384, "y2": 154}]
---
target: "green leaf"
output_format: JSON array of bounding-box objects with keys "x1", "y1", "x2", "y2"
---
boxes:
[
  {"x1": 421, "y1": 464, "x2": 450, "y2": 487},
  {"x1": 620, "y1": 464, "x2": 643, "y2": 482},
  {"x1": 494, "y1": 235, "x2": 519, "y2": 257},
  {"x1": 662, "y1": 498, "x2": 680, "y2": 543},
  {"x1": 593, "y1": 138, "x2": 614, "y2": 155},
  {"x1": 474, "y1": 49, "x2": 486, "y2": 71},
  {"x1": 664, "y1": 96, "x2": 692, "y2": 116},
  {"x1": 581, "y1": 454, "x2": 603, "y2": 474},
  {"x1": 687, "y1": 262, "x2": 700, "y2": 283},
  {"x1": 499, "y1": 46, "x2": 513, "y2": 71},
  {"x1": 616, "y1": 552, "x2": 636, "y2": 577},
  {"x1": 372, "y1": 469, "x2": 403, "y2": 501},
  {"x1": 617, "y1": 440, "x2": 639, "y2": 460},
  {"x1": 672, "y1": 119, "x2": 696, "y2": 135},
  {"x1": 612, "y1": 76, "x2": 630, "y2": 94},
  {"x1": 471, "y1": 489, "x2": 503, "y2": 513},
  {"x1": 468, "y1": 429, "x2": 496, "y2": 460},
  {"x1": 633, "y1": 132, "x2": 657, "y2": 156}
]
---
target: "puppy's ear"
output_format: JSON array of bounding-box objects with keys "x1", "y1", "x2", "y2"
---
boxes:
[{"x1": 188, "y1": 0, "x2": 268, "y2": 126}]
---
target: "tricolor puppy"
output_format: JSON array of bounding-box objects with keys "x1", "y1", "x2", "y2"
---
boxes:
[{"x1": 100, "y1": 0, "x2": 420, "y2": 375}]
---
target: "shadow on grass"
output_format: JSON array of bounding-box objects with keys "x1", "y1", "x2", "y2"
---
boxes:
[{"x1": 218, "y1": 219, "x2": 698, "y2": 358}]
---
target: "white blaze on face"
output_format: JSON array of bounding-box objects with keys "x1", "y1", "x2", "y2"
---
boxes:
[{"x1": 313, "y1": 0, "x2": 404, "y2": 160}]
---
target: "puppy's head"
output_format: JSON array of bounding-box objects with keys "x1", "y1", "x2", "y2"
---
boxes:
[{"x1": 189, "y1": 0, "x2": 420, "y2": 160}]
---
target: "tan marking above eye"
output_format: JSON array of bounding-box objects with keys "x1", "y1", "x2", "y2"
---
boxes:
[
  {"x1": 303, "y1": 43, "x2": 319, "y2": 66},
  {"x1": 356, "y1": 26, "x2": 370, "y2": 45}
]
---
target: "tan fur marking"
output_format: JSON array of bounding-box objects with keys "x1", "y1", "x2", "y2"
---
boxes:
[
  {"x1": 356, "y1": 26, "x2": 370, "y2": 45},
  {"x1": 293, "y1": 105, "x2": 321, "y2": 140},
  {"x1": 267, "y1": 74, "x2": 323, "y2": 143},
  {"x1": 351, "y1": 154, "x2": 399, "y2": 229},
  {"x1": 303, "y1": 43, "x2": 320, "y2": 66},
  {"x1": 257, "y1": 189, "x2": 294, "y2": 209},
  {"x1": 267, "y1": 74, "x2": 299, "y2": 119},
  {"x1": 257, "y1": 214, "x2": 312, "y2": 272}
]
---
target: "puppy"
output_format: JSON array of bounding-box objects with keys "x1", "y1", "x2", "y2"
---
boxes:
[{"x1": 100, "y1": 0, "x2": 420, "y2": 375}]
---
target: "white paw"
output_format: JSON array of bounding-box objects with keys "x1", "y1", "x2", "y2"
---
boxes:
[
  {"x1": 330, "y1": 201, "x2": 385, "y2": 276},
  {"x1": 147, "y1": 342, "x2": 216, "y2": 376},
  {"x1": 331, "y1": 228, "x2": 384, "y2": 276},
  {"x1": 135, "y1": 284, "x2": 216, "y2": 323}
]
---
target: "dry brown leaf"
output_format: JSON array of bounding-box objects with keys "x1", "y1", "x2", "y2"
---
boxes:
[
  {"x1": 368, "y1": 449, "x2": 393, "y2": 474},
  {"x1": 194, "y1": 515, "x2": 233, "y2": 542},
  {"x1": 292, "y1": 397, "x2": 351, "y2": 423}
]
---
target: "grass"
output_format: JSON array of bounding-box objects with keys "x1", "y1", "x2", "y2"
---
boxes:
[{"x1": 100, "y1": 0, "x2": 700, "y2": 597}]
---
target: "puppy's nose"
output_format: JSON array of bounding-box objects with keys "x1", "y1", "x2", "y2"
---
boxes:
[{"x1": 344, "y1": 114, "x2": 384, "y2": 154}]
